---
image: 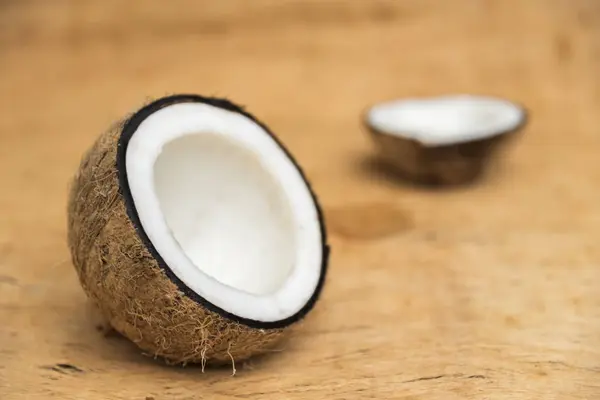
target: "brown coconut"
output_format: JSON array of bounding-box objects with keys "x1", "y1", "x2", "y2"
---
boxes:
[
  {"x1": 363, "y1": 94, "x2": 528, "y2": 185},
  {"x1": 67, "y1": 94, "x2": 329, "y2": 366}
]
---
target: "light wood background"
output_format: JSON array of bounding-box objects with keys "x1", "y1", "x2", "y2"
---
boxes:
[{"x1": 1, "y1": 1, "x2": 599, "y2": 399}]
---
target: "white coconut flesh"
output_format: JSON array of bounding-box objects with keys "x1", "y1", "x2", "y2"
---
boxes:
[
  {"x1": 125, "y1": 102, "x2": 323, "y2": 323},
  {"x1": 366, "y1": 95, "x2": 525, "y2": 146}
]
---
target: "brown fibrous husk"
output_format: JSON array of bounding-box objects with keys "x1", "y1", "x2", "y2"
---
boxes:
[{"x1": 67, "y1": 119, "x2": 285, "y2": 366}]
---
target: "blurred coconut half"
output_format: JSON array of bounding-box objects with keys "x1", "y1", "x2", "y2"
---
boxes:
[
  {"x1": 364, "y1": 94, "x2": 527, "y2": 185},
  {"x1": 67, "y1": 94, "x2": 329, "y2": 366}
]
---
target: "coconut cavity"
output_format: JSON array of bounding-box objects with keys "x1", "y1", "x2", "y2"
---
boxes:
[
  {"x1": 365, "y1": 94, "x2": 527, "y2": 185},
  {"x1": 152, "y1": 133, "x2": 295, "y2": 296},
  {"x1": 67, "y1": 95, "x2": 329, "y2": 366}
]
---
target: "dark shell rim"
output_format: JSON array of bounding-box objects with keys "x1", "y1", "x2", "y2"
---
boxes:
[{"x1": 116, "y1": 94, "x2": 330, "y2": 330}]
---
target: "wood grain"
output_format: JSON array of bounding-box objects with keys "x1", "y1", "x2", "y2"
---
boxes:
[{"x1": 1, "y1": 0, "x2": 599, "y2": 398}]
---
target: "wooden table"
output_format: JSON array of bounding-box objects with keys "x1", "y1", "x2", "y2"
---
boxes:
[{"x1": 1, "y1": 1, "x2": 599, "y2": 398}]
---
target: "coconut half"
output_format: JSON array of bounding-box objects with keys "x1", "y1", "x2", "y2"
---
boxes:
[
  {"x1": 364, "y1": 95, "x2": 527, "y2": 185},
  {"x1": 67, "y1": 94, "x2": 329, "y2": 365}
]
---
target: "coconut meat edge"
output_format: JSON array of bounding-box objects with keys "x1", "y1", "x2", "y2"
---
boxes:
[
  {"x1": 367, "y1": 94, "x2": 525, "y2": 146},
  {"x1": 125, "y1": 102, "x2": 323, "y2": 323}
]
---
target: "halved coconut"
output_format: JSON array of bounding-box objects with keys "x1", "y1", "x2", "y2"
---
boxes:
[
  {"x1": 67, "y1": 94, "x2": 329, "y2": 366},
  {"x1": 364, "y1": 95, "x2": 527, "y2": 185}
]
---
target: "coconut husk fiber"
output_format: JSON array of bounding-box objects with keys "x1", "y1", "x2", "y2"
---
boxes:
[{"x1": 67, "y1": 117, "x2": 285, "y2": 366}]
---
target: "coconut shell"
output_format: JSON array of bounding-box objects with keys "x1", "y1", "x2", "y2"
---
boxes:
[
  {"x1": 67, "y1": 97, "x2": 327, "y2": 366},
  {"x1": 366, "y1": 118, "x2": 526, "y2": 186}
]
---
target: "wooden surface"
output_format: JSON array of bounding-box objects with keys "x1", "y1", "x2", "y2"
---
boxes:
[{"x1": 1, "y1": 1, "x2": 600, "y2": 398}]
